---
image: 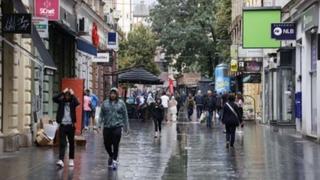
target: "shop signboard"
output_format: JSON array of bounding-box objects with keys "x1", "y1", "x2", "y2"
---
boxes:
[
  {"x1": 302, "y1": 5, "x2": 319, "y2": 32},
  {"x1": 271, "y1": 23, "x2": 296, "y2": 40},
  {"x1": 33, "y1": 17, "x2": 48, "y2": 38},
  {"x1": 2, "y1": 14, "x2": 32, "y2": 34},
  {"x1": 238, "y1": 61, "x2": 262, "y2": 72},
  {"x1": 92, "y1": 53, "x2": 110, "y2": 63},
  {"x1": 238, "y1": 46, "x2": 263, "y2": 58},
  {"x1": 34, "y1": 0, "x2": 60, "y2": 21},
  {"x1": 243, "y1": 8, "x2": 281, "y2": 48}
]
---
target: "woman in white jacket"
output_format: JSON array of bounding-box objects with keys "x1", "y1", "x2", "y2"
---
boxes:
[{"x1": 168, "y1": 96, "x2": 178, "y2": 122}]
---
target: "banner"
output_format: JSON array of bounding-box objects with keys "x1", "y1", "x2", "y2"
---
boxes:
[{"x1": 34, "y1": 0, "x2": 60, "y2": 21}]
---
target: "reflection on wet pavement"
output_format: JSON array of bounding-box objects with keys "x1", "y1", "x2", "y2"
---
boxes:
[{"x1": 1, "y1": 120, "x2": 320, "y2": 180}]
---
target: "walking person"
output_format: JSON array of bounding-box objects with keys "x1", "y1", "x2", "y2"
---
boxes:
[
  {"x1": 187, "y1": 93, "x2": 195, "y2": 121},
  {"x1": 168, "y1": 96, "x2": 178, "y2": 122},
  {"x1": 160, "y1": 92, "x2": 170, "y2": 122},
  {"x1": 204, "y1": 90, "x2": 217, "y2": 128},
  {"x1": 195, "y1": 90, "x2": 204, "y2": 120},
  {"x1": 87, "y1": 90, "x2": 99, "y2": 131},
  {"x1": 83, "y1": 89, "x2": 92, "y2": 131},
  {"x1": 99, "y1": 88, "x2": 130, "y2": 170},
  {"x1": 53, "y1": 88, "x2": 80, "y2": 168},
  {"x1": 151, "y1": 98, "x2": 164, "y2": 138},
  {"x1": 221, "y1": 95, "x2": 243, "y2": 148}
]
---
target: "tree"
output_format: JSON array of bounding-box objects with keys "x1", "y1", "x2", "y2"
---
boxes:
[
  {"x1": 150, "y1": 0, "x2": 231, "y2": 77},
  {"x1": 118, "y1": 25, "x2": 160, "y2": 75}
]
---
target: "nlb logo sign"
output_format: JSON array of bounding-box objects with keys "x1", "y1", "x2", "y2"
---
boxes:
[{"x1": 271, "y1": 23, "x2": 296, "y2": 40}]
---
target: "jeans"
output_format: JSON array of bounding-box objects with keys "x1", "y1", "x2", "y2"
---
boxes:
[
  {"x1": 188, "y1": 108, "x2": 193, "y2": 120},
  {"x1": 196, "y1": 105, "x2": 203, "y2": 119},
  {"x1": 154, "y1": 118, "x2": 162, "y2": 132},
  {"x1": 103, "y1": 127, "x2": 122, "y2": 161},
  {"x1": 226, "y1": 126, "x2": 236, "y2": 146},
  {"x1": 84, "y1": 111, "x2": 91, "y2": 127},
  {"x1": 207, "y1": 111, "x2": 213, "y2": 128},
  {"x1": 59, "y1": 124, "x2": 75, "y2": 160}
]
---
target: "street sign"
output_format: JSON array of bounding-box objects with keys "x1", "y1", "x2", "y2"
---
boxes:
[
  {"x1": 33, "y1": 17, "x2": 48, "y2": 38},
  {"x1": 271, "y1": 23, "x2": 296, "y2": 40},
  {"x1": 2, "y1": 14, "x2": 32, "y2": 34},
  {"x1": 108, "y1": 32, "x2": 118, "y2": 50},
  {"x1": 92, "y1": 53, "x2": 110, "y2": 63}
]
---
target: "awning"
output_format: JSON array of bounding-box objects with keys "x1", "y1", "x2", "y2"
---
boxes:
[
  {"x1": 13, "y1": 0, "x2": 56, "y2": 70},
  {"x1": 77, "y1": 38, "x2": 97, "y2": 56},
  {"x1": 118, "y1": 67, "x2": 163, "y2": 85}
]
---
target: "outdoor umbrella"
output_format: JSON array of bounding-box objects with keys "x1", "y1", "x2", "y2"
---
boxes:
[{"x1": 118, "y1": 67, "x2": 163, "y2": 85}]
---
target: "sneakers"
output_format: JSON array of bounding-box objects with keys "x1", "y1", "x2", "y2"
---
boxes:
[
  {"x1": 154, "y1": 131, "x2": 158, "y2": 138},
  {"x1": 69, "y1": 159, "x2": 74, "y2": 167},
  {"x1": 112, "y1": 160, "x2": 118, "y2": 170},
  {"x1": 108, "y1": 158, "x2": 113, "y2": 167},
  {"x1": 56, "y1": 160, "x2": 64, "y2": 168}
]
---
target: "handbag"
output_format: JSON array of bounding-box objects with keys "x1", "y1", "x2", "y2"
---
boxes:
[{"x1": 226, "y1": 103, "x2": 240, "y2": 124}]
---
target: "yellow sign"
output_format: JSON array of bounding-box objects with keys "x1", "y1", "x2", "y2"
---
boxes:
[{"x1": 230, "y1": 59, "x2": 238, "y2": 72}]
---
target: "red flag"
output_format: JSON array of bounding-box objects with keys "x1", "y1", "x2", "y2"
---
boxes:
[{"x1": 169, "y1": 78, "x2": 174, "y2": 95}]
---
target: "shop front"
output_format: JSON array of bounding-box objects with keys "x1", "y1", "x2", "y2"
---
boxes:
[{"x1": 264, "y1": 48, "x2": 296, "y2": 125}]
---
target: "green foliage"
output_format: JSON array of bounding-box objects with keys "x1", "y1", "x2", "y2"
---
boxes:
[
  {"x1": 150, "y1": 0, "x2": 231, "y2": 76},
  {"x1": 118, "y1": 25, "x2": 160, "y2": 75}
]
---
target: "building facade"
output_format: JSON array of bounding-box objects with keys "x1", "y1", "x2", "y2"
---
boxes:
[
  {"x1": 0, "y1": 0, "x2": 117, "y2": 153},
  {"x1": 281, "y1": 0, "x2": 320, "y2": 138}
]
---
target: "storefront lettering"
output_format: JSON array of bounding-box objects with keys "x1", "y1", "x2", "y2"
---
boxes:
[{"x1": 40, "y1": 8, "x2": 56, "y2": 16}]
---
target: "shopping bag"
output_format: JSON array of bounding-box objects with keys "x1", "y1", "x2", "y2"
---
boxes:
[
  {"x1": 200, "y1": 112, "x2": 207, "y2": 123},
  {"x1": 95, "y1": 106, "x2": 101, "y2": 125}
]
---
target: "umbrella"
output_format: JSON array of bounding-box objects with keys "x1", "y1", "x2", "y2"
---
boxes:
[{"x1": 118, "y1": 67, "x2": 163, "y2": 85}]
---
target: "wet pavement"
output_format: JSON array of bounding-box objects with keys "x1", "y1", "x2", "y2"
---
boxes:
[{"x1": 1, "y1": 117, "x2": 320, "y2": 180}]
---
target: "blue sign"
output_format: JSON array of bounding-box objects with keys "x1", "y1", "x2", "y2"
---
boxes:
[
  {"x1": 108, "y1": 32, "x2": 117, "y2": 45},
  {"x1": 271, "y1": 23, "x2": 296, "y2": 40},
  {"x1": 295, "y1": 92, "x2": 302, "y2": 119}
]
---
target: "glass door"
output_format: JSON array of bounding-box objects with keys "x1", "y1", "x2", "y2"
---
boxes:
[{"x1": 279, "y1": 68, "x2": 294, "y2": 123}]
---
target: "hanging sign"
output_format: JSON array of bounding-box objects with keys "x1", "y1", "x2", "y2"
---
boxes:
[
  {"x1": 33, "y1": 17, "x2": 49, "y2": 38},
  {"x1": 92, "y1": 53, "x2": 110, "y2": 63},
  {"x1": 34, "y1": 0, "x2": 60, "y2": 21},
  {"x1": 108, "y1": 32, "x2": 119, "y2": 51},
  {"x1": 271, "y1": 23, "x2": 296, "y2": 40},
  {"x1": 2, "y1": 14, "x2": 32, "y2": 34}
]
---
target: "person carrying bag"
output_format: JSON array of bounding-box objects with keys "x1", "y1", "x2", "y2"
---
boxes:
[{"x1": 221, "y1": 95, "x2": 243, "y2": 148}]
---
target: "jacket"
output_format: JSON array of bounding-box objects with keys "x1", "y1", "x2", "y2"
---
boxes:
[
  {"x1": 99, "y1": 99, "x2": 129, "y2": 130},
  {"x1": 53, "y1": 93, "x2": 80, "y2": 124},
  {"x1": 221, "y1": 102, "x2": 242, "y2": 126},
  {"x1": 195, "y1": 95, "x2": 204, "y2": 105},
  {"x1": 151, "y1": 102, "x2": 164, "y2": 120},
  {"x1": 204, "y1": 95, "x2": 217, "y2": 111}
]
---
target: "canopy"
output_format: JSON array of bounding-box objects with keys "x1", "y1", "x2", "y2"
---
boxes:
[{"x1": 118, "y1": 67, "x2": 163, "y2": 85}]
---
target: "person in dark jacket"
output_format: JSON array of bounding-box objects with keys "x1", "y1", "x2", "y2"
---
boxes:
[
  {"x1": 204, "y1": 90, "x2": 217, "y2": 128},
  {"x1": 151, "y1": 98, "x2": 164, "y2": 138},
  {"x1": 221, "y1": 95, "x2": 243, "y2": 148},
  {"x1": 195, "y1": 90, "x2": 204, "y2": 120},
  {"x1": 53, "y1": 88, "x2": 80, "y2": 168},
  {"x1": 187, "y1": 93, "x2": 195, "y2": 121}
]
